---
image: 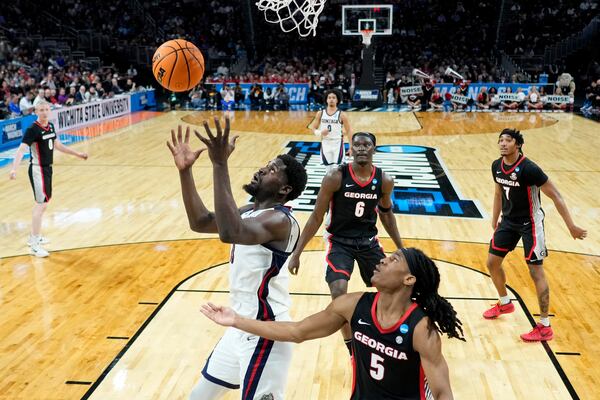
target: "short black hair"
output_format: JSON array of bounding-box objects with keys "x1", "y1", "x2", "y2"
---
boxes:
[
  {"x1": 276, "y1": 154, "x2": 307, "y2": 201},
  {"x1": 324, "y1": 89, "x2": 342, "y2": 105},
  {"x1": 499, "y1": 128, "x2": 524, "y2": 146},
  {"x1": 352, "y1": 131, "x2": 377, "y2": 147}
]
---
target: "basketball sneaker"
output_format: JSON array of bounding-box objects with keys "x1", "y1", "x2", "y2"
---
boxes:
[
  {"x1": 30, "y1": 242, "x2": 49, "y2": 258},
  {"x1": 27, "y1": 235, "x2": 50, "y2": 246},
  {"x1": 483, "y1": 301, "x2": 515, "y2": 319},
  {"x1": 520, "y1": 323, "x2": 554, "y2": 342}
]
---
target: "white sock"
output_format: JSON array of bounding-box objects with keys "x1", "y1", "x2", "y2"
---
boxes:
[
  {"x1": 499, "y1": 295, "x2": 511, "y2": 305},
  {"x1": 540, "y1": 317, "x2": 550, "y2": 327}
]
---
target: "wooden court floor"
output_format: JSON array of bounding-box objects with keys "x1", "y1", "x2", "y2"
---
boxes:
[{"x1": 0, "y1": 110, "x2": 598, "y2": 399}]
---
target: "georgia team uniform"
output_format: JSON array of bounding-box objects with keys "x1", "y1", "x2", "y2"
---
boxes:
[
  {"x1": 324, "y1": 164, "x2": 385, "y2": 285},
  {"x1": 200, "y1": 206, "x2": 300, "y2": 399},
  {"x1": 350, "y1": 292, "x2": 433, "y2": 400},
  {"x1": 22, "y1": 121, "x2": 57, "y2": 203},
  {"x1": 318, "y1": 108, "x2": 345, "y2": 166},
  {"x1": 489, "y1": 154, "x2": 549, "y2": 263}
]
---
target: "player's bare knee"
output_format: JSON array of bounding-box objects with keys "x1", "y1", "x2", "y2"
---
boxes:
[{"x1": 329, "y1": 280, "x2": 348, "y2": 299}]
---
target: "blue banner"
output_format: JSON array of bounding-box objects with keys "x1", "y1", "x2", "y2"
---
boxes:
[
  {"x1": 214, "y1": 83, "x2": 308, "y2": 104},
  {"x1": 129, "y1": 89, "x2": 157, "y2": 111},
  {"x1": 0, "y1": 115, "x2": 37, "y2": 152}
]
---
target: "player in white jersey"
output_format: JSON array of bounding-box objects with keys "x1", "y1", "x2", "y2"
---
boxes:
[
  {"x1": 167, "y1": 117, "x2": 307, "y2": 400},
  {"x1": 308, "y1": 89, "x2": 352, "y2": 172}
]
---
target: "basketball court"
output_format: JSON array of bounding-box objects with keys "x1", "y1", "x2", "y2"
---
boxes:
[{"x1": 1, "y1": 1, "x2": 599, "y2": 400}]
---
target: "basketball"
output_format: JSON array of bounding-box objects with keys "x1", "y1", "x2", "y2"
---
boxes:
[{"x1": 152, "y1": 39, "x2": 204, "y2": 92}]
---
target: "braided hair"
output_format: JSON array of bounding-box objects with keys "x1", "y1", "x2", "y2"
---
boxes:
[{"x1": 401, "y1": 248, "x2": 465, "y2": 341}]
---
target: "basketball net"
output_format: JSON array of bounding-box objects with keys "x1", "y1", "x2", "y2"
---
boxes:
[
  {"x1": 361, "y1": 29, "x2": 373, "y2": 47},
  {"x1": 255, "y1": 0, "x2": 326, "y2": 37}
]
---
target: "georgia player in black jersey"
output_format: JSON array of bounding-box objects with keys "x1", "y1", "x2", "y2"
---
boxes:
[
  {"x1": 287, "y1": 132, "x2": 403, "y2": 354},
  {"x1": 483, "y1": 128, "x2": 586, "y2": 342},
  {"x1": 9, "y1": 101, "x2": 88, "y2": 257},
  {"x1": 202, "y1": 247, "x2": 465, "y2": 400}
]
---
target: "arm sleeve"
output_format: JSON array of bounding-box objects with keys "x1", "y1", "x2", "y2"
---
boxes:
[
  {"x1": 21, "y1": 127, "x2": 36, "y2": 146},
  {"x1": 525, "y1": 162, "x2": 548, "y2": 187}
]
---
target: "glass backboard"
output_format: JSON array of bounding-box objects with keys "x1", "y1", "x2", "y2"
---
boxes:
[{"x1": 342, "y1": 4, "x2": 393, "y2": 36}]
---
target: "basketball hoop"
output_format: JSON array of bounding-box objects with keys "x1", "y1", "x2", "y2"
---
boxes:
[
  {"x1": 255, "y1": 0, "x2": 326, "y2": 37},
  {"x1": 360, "y1": 29, "x2": 373, "y2": 47}
]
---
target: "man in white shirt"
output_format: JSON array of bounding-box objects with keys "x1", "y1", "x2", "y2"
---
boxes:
[{"x1": 19, "y1": 91, "x2": 35, "y2": 115}]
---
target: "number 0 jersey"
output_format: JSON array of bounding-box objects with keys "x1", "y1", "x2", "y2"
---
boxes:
[
  {"x1": 325, "y1": 164, "x2": 383, "y2": 240},
  {"x1": 22, "y1": 121, "x2": 57, "y2": 166},
  {"x1": 318, "y1": 108, "x2": 344, "y2": 141},
  {"x1": 350, "y1": 292, "x2": 430, "y2": 400}
]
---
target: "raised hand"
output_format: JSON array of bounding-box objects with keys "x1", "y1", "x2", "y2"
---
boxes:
[
  {"x1": 200, "y1": 302, "x2": 237, "y2": 327},
  {"x1": 167, "y1": 125, "x2": 205, "y2": 171},
  {"x1": 195, "y1": 116, "x2": 239, "y2": 165}
]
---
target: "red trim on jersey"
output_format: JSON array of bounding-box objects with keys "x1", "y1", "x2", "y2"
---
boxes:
[
  {"x1": 349, "y1": 164, "x2": 376, "y2": 188},
  {"x1": 490, "y1": 225, "x2": 509, "y2": 252},
  {"x1": 371, "y1": 292, "x2": 418, "y2": 334},
  {"x1": 419, "y1": 365, "x2": 426, "y2": 400},
  {"x1": 526, "y1": 186, "x2": 537, "y2": 260},
  {"x1": 243, "y1": 339, "x2": 271, "y2": 399},
  {"x1": 500, "y1": 155, "x2": 526, "y2": 175},
  {"x1": 257, "y1": 266, "x2": 277, "y2": 320},
  {"x1": 34, "y1": 121, "x2": 51, "y2": 131},
  {"x1": 350, "y1": 353, "x2": 357, "y2": 397},
  {"x1": 325, "y1": 236, "x2": 351, "y2": 278}
]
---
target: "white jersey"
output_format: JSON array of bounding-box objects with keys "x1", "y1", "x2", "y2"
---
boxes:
[
  {"x1": 229, "y1": 206, "x2": 300, "y2": 320},
  {"x1": 319, "y1": 108, "x2": 343, "y2": 141}
]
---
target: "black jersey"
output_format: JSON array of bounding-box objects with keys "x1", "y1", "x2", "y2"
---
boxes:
[
  {"x1": 492, "y1": 155, "x2": 548, "y2": 221},
  {"x1": 22, "y1": 121, "x2": 57, "y2": 166},
  {"x1": 350, "y1": 292, "x2": 429, "y2": 400},
  {"x1": 326, "y1": 164, "x2": 383, "y2": 239}
]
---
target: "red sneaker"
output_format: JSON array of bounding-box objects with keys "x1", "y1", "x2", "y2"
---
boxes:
[
  {"x1": 521, "y1": 323, "x2": 554, "y2": 342},
  {"x1": 482, "y1": 301, "x2": 515, "y2": 319}
]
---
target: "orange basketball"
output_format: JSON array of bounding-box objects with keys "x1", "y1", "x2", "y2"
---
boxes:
[{"x1": 152, "y1": 39, "x2": 205, "y2": 92}]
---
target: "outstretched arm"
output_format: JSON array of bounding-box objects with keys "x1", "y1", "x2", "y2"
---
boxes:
[
  {"x1": 378, "y1": 173, "x2": 403, "y2": 249},
  {"x1": 54, "y1": 137, "x2": 88, "y2": 159},
  {"x1": 413, "y1": 319, "x2": 454, "y2": 400},
  {"x1": 201, "y1": 292, "x2": 362, "y2": 343},
  {"x1": 9, "y1": 143, "x2": 29, "y2": 179},
  {"x1": 288, "y1": 170, "x2": 341, "y2": 274},
  {"x1": 196, "y1": 117, "x2": 291, "y2": 245},
  {"x1": 540, "y1": 179, "x2": 587, "y2": 240}
]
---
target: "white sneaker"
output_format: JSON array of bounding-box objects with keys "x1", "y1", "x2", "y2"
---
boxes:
[
  {"x1": 30, "y1": 243, "x2": 49, "y2": 258},
  {"x1": 27, "y1": 235, "x2": 50, "y2": 246}
]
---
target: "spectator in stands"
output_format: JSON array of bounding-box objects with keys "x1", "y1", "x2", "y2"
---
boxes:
[
  {"x1": 307, "y1": 76, "x2": 322, "y2": 107},
  {"x1": 65, "y1": 87, "x2": 77, "y2": 105},
  {"x1": 57, "y1": 88, "x2": 68, "y2": 105},
  {"x1": 19, "y1": 91, "x2": 34, "y2": 115},
  {"x1": 88, "y1": 86, "x2": 99, "y2": 102},
  {"x1": 249, "y1": 84, "x2": 264, "y2": 110},
  {"x1": 95, "y1": 82, "x2": 105, "y2": 99},
  {"x1": 476, "y1": 87, "x2": 490, "y2": 109},
  {"x1": 44, "y1": 88, "x2": 57, "y2": 105},
  {"x1": 220, "y1": 84, "x2": 235, "y2": 110},
  {"x1": 274, "y1": 84, "x2": 290, "y2": 110},
  {"x1": 429, "y1": 87, "x2": 444, "y2": 111},
  {"x1": 75, "y1": 85, "x2": 89, "y2": 104},
  {"x1": 527, "y1": 86, "x2": 544, "y2": 110},
  {"x1": 111, "y1": 78, "x2": 123, "y2": 94},
  {"x1": 124, "y1": 78, "x2": 136, "y2": 92},
  {"x1": 8, "y1": 94, "x2": 21, "y2": 118},
  {"x1": 263, "y1": 87, "x2": 274, "y2": 110},
  {"x1": 127, "y1": 64, "x2": 138, "y2": 78},
  {"x1": 501, "y1": 87, "x2": 519, "y2": 110},
  {"x1": 581, "y1": 80, "x2": 597, "y2": 113},
  {"x1": 189, "y1": 85, "x2": 206, "y2": 109},
  {"x1": 233, "y1": 82, "x2": 245, "y2": 106},
  {"x1": 421, "y1": 79, "x2": 434, "y2": 111},
  {"x1": 216, "y1": 62, "x2": 229, "y2": 77},
  {"x1": 33, "y1": 89, "x2": 45, "y2": 107}
]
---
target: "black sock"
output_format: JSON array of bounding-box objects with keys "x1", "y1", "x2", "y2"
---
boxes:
[{"x1": 344, "y1": 339, "x2": 352, "y2": 355}]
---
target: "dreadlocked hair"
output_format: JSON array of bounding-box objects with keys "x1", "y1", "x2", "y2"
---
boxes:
[{"x1": 407, "y1": 248, "x2": 465, "y2": 341}]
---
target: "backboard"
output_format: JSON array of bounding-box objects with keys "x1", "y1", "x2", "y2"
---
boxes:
[{"x1": 341, "y1": 4, "x2": 393, "y2": 36}]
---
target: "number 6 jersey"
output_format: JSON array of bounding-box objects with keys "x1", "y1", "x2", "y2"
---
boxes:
[
  {"x1": 325, "y1": 164, "x2": 383, "y2": 240},
  {"x1": 350, "y1": 292, "x2": 431, "y2": 400}
]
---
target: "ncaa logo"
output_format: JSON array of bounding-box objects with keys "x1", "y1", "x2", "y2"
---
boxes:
[
  {"x1": 399, "y1": 324, "x2": 409, "y2": 334},
  {"x1": 510, "y1": 172, "x2": 517, "y2": 180},
  {"x1": 395, "y1": 335, "x2": 403, "y2": 344}
]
